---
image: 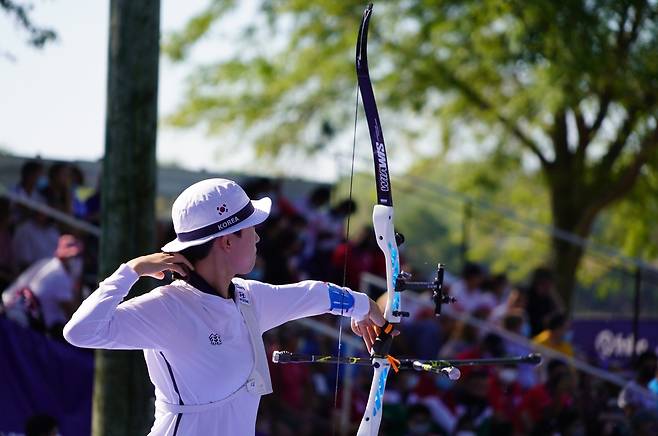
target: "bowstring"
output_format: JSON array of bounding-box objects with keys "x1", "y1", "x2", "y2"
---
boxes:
[{"x1": 332, "y1": 81, "x2": 361, "y2": 436}]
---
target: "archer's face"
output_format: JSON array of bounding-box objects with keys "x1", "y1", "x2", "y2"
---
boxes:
[{"x1": 227, "y1": 226, "x2": 260, "y2": 275}]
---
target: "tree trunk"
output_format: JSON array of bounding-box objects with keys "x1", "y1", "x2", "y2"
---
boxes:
[
  {"x1": 550, "y1": 235, "x2": 584, "y2": 311},
  {"x1": 547, "y1": 158, "x2": 593, "y2": 313},
  {"x1": 95, "y1": 1, "x2": 160, "y2": 435}
]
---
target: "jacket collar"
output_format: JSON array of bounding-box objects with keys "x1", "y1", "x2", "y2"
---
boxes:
[{"x1": 185, "y1": 271, "x2": 235, "y2": 300}]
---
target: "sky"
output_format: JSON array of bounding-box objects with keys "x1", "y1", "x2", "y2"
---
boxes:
[{"x1": 0, "y1": 0, "x2": 345, "y2": 182}]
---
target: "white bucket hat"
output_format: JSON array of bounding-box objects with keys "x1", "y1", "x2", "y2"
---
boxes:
[{"x1": 161, "y1": 178, "x2": 271, "y2": 253}]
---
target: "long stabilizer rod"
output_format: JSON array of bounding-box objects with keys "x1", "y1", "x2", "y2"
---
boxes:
[{"x1": 272, "y1": 351, "x2": 541, "y2": 369}]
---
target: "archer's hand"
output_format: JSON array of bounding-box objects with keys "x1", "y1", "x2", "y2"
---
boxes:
[
  {"x1": 351, "y1": 298, "x2": 398, "y2": 352},
  {"x1": 127, "y1": 252, "x2": 194, "y2": 280}
]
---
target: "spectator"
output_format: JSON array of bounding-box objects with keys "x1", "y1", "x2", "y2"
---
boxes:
[
  {"x1": 70, "y1": 164, "x2": 89, "y2": 219},
  {"x1": 501, "y1": 311, "x2": 537, "y2": 388},
  {"x1": 629, "y1": 409, "x2": 658, "y2": 436},
  {"x1": 25, "y1": 413, "x2": 59, "y2": 436},
  {"x1": 2, "y1": 234, "x2": 83, "y2": 337},
  {"x1": 295, "y1": 186, "x2": 332, "y2": 262},
  {"x1": 303, "y1": 199, "x2": 357, "y2": 282},
  {"x1": 532, "y1": 312, "x2": 575, "y2": 357},
  {"x1": 10, "y1": 159, "x2": 46, "y2": 224},
  {"x1": 406, "y1": 368, "x2": 458, "y2": 434},
  {"x1": 482, "y1": 272, "x2": 511, "y2": 308},
  {"x1": 525, "y1": 267, "x2": 563, "y2": 336},
  {"x1": 83, "y1": 170, "x2": 102, "y2": 225},
  {"x1": 13, "y1": 160, "x2": 46, "y2": 200},
  {"x1": 438, "y1": 318, "x2": 481, "y2": 358},
  {"x1": 451, "y1": 368, "x2": 493, "y2": 434},
  {"x1": 324, "y1": 199, "x2": 357, "y2": 247},
  {"x1": 618, "y1": 351, "x2": 658, "y2": 419},
  {"x1": 449, "y1": 262, "x2": 496, "y2": 314},
  {"x1": 331, "y1": 226, "x2": 386, "y2": 290},
  {"x1": 258, "y1": 215, "x2": 306, "y2": 284},
  {"x1": 40, "y1": 162, "x2": 73, "y2": 216},
  {"x1": 487, "y1": 364, "x2": 525, "y2": 434},
  {"x1": 649, "y1": 363, "x2": 658, "y2": 397},
  {"x1": 0, "y1": 198, "x2": 15, "y2": 288},
  {"x1": 11, "y1": 211, "x2": 61, "y2": 272},
  {"x1": 404, "y1": 403, "x2": 443, "y2": 436},
  {"x1": 489, "y1": 286, "x2": 527, "y2": 325},
  {"x1": 268, "y1": 329, "x2": 312, "y2": 412},
  {"x1": 520, "y1": 359, "x2": 578, "y2": 435},
  {"x1": 454, "y1": 333, "x2": 506, "y2": 380}
]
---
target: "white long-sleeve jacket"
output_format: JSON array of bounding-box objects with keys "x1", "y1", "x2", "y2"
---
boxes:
[{"x1": 64, "y1": 264, "x2": 369, "y2": 435}]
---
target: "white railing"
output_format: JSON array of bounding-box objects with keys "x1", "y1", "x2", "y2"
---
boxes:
[{"x1": 0, "y1": 183, "x2": 101, "y2": 237}]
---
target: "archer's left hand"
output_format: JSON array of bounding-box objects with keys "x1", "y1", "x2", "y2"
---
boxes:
[{"x1": 351, "y1": 298, "x2": 399, "y2": 352}]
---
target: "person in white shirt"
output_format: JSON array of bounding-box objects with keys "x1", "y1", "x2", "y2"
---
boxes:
[
  {"x1": 449, "y1": 262, "x2": 497, "y2": 314},
  {"x1": 11, "y1": 213, "x2": 61, "y2": 272},
  {"x1": 618, "y1": 351, "x2": 658, "y2": 418},
  {"x1": 2, "y1": 234, "x2": 83, "y2": 335},
  {"x1": 63, "y1": 178, "x2": 388, "y2": 436}
]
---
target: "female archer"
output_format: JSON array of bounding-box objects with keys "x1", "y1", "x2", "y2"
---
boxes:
[{"x1": 64, "y1": 178, "x2": 387, "y2": 435}]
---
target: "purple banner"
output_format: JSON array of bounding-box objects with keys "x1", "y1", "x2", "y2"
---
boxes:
[
  {"x1": 572, "y1": 318, "x2": 658, "y2": 367},
  {"x1": 0, "y1": 317, "x2": 93, "y2": 436}
]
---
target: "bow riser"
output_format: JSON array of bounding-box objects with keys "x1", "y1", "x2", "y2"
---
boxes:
[
  {"x1": 357, "y1": 204, "x2": 401, "y2": 435},
  {"x1": 373, "y1": 205, "x2": 401, "y2": 323}
]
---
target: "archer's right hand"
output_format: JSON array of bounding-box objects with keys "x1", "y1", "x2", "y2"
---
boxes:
[{"x1": 127, "y1": 252, "x2": 194, "y2": 280}]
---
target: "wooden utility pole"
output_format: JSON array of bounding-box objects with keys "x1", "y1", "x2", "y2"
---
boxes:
[{"x1": 95, "y1": 1, "x2": 160, "y2": 434}]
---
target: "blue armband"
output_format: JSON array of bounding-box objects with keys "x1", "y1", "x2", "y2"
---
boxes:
[{"x1": 327, "y1": 283, "x2": 355, "y2": 312}]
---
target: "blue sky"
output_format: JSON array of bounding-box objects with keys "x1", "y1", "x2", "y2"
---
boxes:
[{"x1": 0, "y1": 0, "x2": 346, "y2": 181}]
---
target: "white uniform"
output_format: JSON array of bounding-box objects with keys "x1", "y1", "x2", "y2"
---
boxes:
[{"x1": 63, "y1": 264, "x2": 369, "y2": 436}]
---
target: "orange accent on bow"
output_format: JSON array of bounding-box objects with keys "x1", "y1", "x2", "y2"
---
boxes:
[{"x1": 386, "y1": 355, "x2": 400, "y2": 373}]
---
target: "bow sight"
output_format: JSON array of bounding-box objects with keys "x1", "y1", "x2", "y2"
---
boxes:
[
  {"x1": 395, "y1": 263, "x2": 457, "y2": 317},
  {"x1": 392, "y1": 232, "x2": 456, "y2": 317}
]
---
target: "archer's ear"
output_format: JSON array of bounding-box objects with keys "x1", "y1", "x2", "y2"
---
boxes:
[{"x1": 215, "y1": 235, "x2": 231, "y2": 251}]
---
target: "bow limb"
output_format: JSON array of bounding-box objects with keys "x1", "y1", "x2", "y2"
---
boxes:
[{"x1": 355, "y1": 4, "x2": 402, "y2": 435}]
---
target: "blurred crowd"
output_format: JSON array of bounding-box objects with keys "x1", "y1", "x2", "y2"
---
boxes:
[
  {"x1": 1, "y1": 159, "x2": 658, "y2": 436},
  {"x1": 0, "y1": 160, "x2": 99, "y2": 340},
  {"x1": 259, "y1": 260, "x2": 658, "y2": 435}
]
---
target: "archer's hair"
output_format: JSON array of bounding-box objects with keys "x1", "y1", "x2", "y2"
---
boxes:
[{"x1": 179, "y1": 230, "x2": 242, "y2": 265}]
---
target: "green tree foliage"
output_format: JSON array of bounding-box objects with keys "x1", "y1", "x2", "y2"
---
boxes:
[{"x1": 166, "y1": 0, "x2": 658, "y2": 307}]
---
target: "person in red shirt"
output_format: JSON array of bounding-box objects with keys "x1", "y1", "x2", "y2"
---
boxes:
[
  {"x1": 488, "y1": 365, "x2": 525, "y2": 434},
  {"x1": 520, "y1": 359, "x2": 578, "y2": 435},
  {"x1": 331, "y1": 227, "x2": 386, "y2": 290}
]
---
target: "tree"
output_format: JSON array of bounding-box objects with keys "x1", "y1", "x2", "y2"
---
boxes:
[
  {"x1": 96, "y1": 1, "x2": 160, "y2": 434},
  {"x1": 165, "y1": 0, "x2": 658, "y2": 308},
  {"x1": 0, "y1": 0, "x2": 56, "y2": 49}
]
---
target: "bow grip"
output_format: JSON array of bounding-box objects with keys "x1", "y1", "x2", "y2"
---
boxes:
[{"x1": 371, "y1": 321, "x2": 395, "y2": 357}]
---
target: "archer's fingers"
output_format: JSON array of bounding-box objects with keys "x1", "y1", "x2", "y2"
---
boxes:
[
  {"x1": 367, "y1": 326, "x2": 378, "y2": 349},
  {"x1": 168, "y1": 252, "x2": 194, "y2": 271},
  {"x1": 351, "y1": 319, "x2": 363, "y2": 337},
  {"x1": 167, "y1": 263, "x2": 189, "y2": 277},
  {"x1": 368, "y1": 299, "x2": 386, "y2": 327},
  {"x1": 362, "y1": 333, "x2": 373, "y2": 353}
]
